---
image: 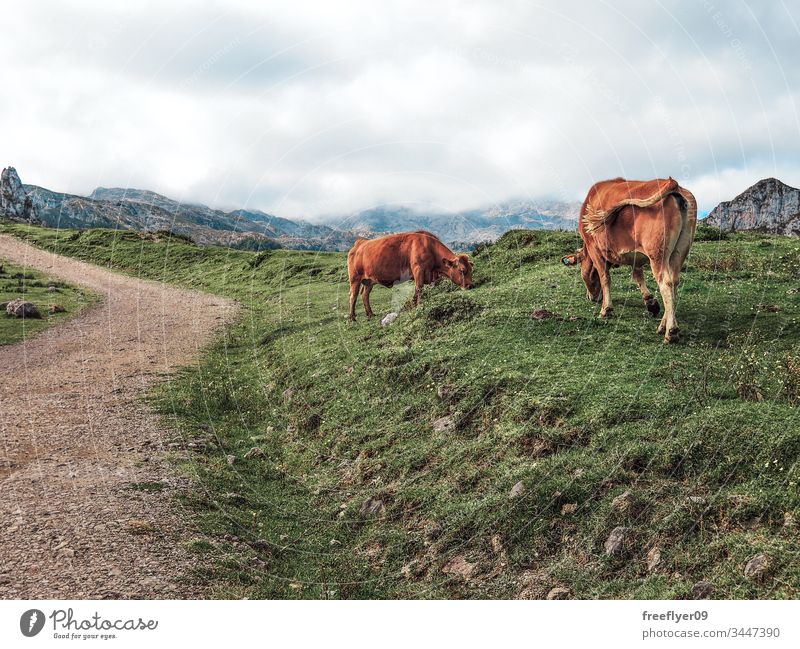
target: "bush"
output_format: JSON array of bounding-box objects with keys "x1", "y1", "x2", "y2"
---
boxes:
[{"x1": 694, "y1": 222, "x2": 729, "y2": 241}]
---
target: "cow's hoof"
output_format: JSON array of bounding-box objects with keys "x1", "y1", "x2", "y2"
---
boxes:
[
  {"x1": 657, "y1": 323, "x2": 666, "y2": 335},
  {"x1": 599, "y1": 307, "x2": 614, "y2": 319},
  {"x1": 664, "y1": 327, "x2": 680, "y2": 343},
  {"x1": 645, "y1": 298, "x2": 660, "y2": 317},
  {"x1": 366, "y1": 313, "x2": 374, "y2": 319}
]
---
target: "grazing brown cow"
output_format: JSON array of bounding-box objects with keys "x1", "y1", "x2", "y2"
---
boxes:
[
  {"x1": 562, "y1": 177, "x2": 697, "y2": 343},
  {"x1": 347, "y1": 231, "x2": 474, "y2": 321}
]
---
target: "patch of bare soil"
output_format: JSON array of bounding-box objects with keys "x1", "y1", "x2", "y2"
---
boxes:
[{"x1": 0, "y1": 234, "x2": 237, "y2": 599}]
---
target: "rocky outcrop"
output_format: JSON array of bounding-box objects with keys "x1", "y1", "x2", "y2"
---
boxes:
[
  {"x1": 0, "y1": 167, "x2": 36, "y2": 223},
  {"x1": 706, "y1": 178, "x2": 800, "y2": 236}
]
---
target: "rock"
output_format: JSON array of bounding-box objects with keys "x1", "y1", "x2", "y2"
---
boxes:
[
  {"x1": 546, "y1": 586, "x2": 570, "y2": 600},
  {"x1": 359, "y1": 497, "x2": 386, "y2": 518},
  {"x1": 646, "y1": 547, "x2": 661, "y2": 572},
  {"x1": 432, "y1": 415, "x2": 455, "y2": 434},
  {"x1": 744, "y1": 553, "x2": 769, "y2": 580},
  {"x1": 531, "y1": 309, "x2": 558, "y2": 320},
  {"x1": 509, "y1": 481, "x2": 525, "y2": 499},
  {"x1": 244, "y1": 447, "x2": 265, "y2": 460},
  {"x1": 561, "y1": 502, "x2": 578, "y2": 515},
  {"x1": 706, "y1": 177, "x2": 800, "y2": 236},
  {"x1": 47, "y1": 286, "x2": 57, "y2": 293},
  {"x1": 50, "y1": 304, "x2": 66, "y2": 314},
  {"x1": 5, "y1": 299, "x2": 41, "y2": 319},
  {"x1": 611, "y1": 490, "x2": 638, "y2": 514},
  {"x1": 381, "y1": 312, "x2": 399, "y2": 326},
  {"x1": 685, "y1": 495, "x2": 707, "y2": 506},
  {"x1": 225, "y1": 454, "x2": 236, "y2": 466},
  {"x1": 692, "y1": 580, "x2": 715, "y2": 599},
  {"x1": 0, "y1": 167, "x2": 36, "y2": 222},
  {"x1": 442, "y1": 555, "x2": 477, "y2": 579},
  {"x1": 604, "y1": 526, "x2": 633, "y2": 556}
]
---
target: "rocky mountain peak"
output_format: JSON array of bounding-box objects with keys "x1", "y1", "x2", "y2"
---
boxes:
[
  {"x1": 706, "y1": 177, "x2": 800, "y2": 236},
  {"x1": 1, "y1": 166, "x2": 36, "y2": 222}
]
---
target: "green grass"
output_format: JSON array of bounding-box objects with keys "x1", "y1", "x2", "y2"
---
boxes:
[
  {"x1": 0, "y1": 255, "x2": 93, "y2": 345},
  {"x1": 2, "y1": 220, "x2": 798, "y2": 599}
]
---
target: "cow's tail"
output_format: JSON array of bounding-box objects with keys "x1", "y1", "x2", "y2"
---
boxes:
[
  {"x1": 583, "y1": 181, "x2": 680, "y2": 234},
  {"x1": 676, "y1": 186, "x2": 698, "y2": 240}
]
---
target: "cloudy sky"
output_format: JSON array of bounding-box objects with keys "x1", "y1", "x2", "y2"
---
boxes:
[{"x1": 2, "y1": 0, "x2": 799, "y2": 218}]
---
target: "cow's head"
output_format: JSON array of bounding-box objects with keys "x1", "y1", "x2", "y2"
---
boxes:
[
  {"x1": 561, "y1": 248, "x2": 601, "y2": 302},
  {"x1": 443, "y1": 254, "x2": 475, "y2": 289}
]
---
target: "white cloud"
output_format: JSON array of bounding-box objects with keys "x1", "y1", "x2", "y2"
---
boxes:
[{"x1": 2, "y1": 0, "x2": 799, "y2": 218}]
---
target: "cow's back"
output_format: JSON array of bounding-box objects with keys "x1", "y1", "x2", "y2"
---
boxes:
[{"x1": 347, "y1": 231, "x2": 440, "y2": 284}]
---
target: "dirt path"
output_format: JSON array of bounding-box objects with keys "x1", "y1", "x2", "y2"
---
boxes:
[{"x1": 0, "y1": 234, "x2": 237, "y2": 599}]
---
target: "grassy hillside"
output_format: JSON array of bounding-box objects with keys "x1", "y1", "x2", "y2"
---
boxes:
[
  {"x1": 2, "y1": 221, "x2": 798, "y2": 599},
  {"x1": 0, "y1": 254, "x2": 92, "y2": 345}
]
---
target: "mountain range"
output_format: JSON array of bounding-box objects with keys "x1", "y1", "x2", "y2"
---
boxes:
[
  {"x1": 5, "y1": 166, "x2": 799, "y2": 250},
  {"x1": 1, "y1": 167, "x2": 580, "y2": 251}
]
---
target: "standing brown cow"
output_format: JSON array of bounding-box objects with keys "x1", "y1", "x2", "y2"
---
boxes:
[
  {"x1": 562, "y1": 177, "x2": 697, "y2": 343},
  {"x1": 347, "y1": 230, "x2": 474, "y2": 321}
]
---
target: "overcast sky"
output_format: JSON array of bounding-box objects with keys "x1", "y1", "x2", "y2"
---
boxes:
[{"x1": 2, "y1": 0, "x2": 799, "y2": 219}]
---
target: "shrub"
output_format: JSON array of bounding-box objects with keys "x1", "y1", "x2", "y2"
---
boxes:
[{"x1": 694, "y1": 223, "x2": 729, "y2": 241}]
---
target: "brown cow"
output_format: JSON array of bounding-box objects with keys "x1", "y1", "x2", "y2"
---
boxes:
[
  {"x1": 347, "y1": 230, "x2": 474, "y2": 321},
  {"x1": 562, "y1": 177, "x2": 697, "y2": 343}
]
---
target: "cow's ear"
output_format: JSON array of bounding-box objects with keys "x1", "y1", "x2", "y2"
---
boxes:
[{"x1": 443, "y1": 257, "x2": 456, "y2": 268}]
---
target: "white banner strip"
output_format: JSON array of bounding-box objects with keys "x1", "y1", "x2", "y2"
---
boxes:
[{"x1": 1, "y1": 600, "x2": 798, "y2": 648}]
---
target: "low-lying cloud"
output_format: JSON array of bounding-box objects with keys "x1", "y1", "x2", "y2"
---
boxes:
[{"x1": 2, "y1": 0, "x2": 799, "y2": 218}]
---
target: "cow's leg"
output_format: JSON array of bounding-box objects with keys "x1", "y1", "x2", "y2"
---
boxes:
[
  {"x1": 582, "y1": 262, "x2": 602, "y2": 302},
  {"x1": 596, "y1": 262, "x2": 614, "y2": 318},
  {"x1": 412, "y1": 265, "x2": 427, "y2": 306},
  {"x1": 348, "y1": 278, "x2": 361, "y2": 322},
  {"x1": 632, "y1": 265, "x2": 660, "y2": 317},
  {"x1": 652, "y1": 261, "x2": 679, "y2": 342},
  {"x1": 361, "y1": 281, "x2": 375, "y2": 318}
]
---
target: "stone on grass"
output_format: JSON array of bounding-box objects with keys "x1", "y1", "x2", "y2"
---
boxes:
[
  {"x1": 244, "y1": 447, "x2": 265, "y2": 459},
  {"x1": 5, "y1": 299, "x2": 40, "y2": 319},
  {"x1": 509, "y1": 481, "x2": 525, "y2": 499},
  {"x1": 381, "y1": 312, "x2": 399, "y2": 326},
  {"x1": 692, "y1": 580, "x2": 714, "y2": 599},
  {"x1": 226, "y1": 454, "x2": 237, "y2": 466},
  {"x1": 646, "y1": 547, "x2": 661, "y2": 572},
  {"x1": 744, "y1": 553, "x2": 769, "y2": 580},
  {"x1": 432, "y1": 415, "x2": 455, "y2": 434},
  {"x1": 604, "y1": 526, "x2": 633, "y2": 556}
]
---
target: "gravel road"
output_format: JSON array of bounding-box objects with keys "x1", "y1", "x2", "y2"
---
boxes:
[{"x1": 0, "y1": 234, "x2": 237, "y2": 599}]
